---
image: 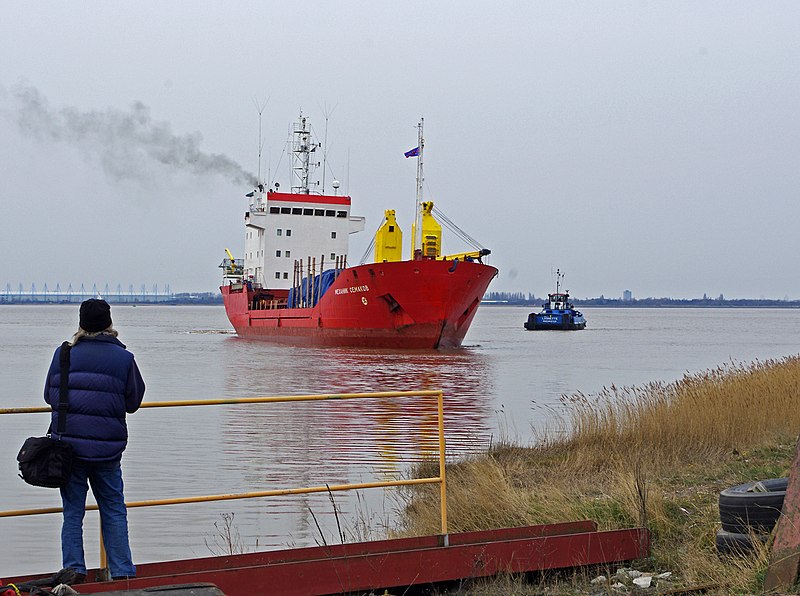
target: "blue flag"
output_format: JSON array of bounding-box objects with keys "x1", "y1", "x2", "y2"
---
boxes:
[{"x1": 404, "y1": 146, "x2": 420, "y2": 158}]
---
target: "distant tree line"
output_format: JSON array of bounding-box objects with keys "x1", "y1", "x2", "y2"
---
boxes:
[
  {"x1": 574, "y1": 296, "x2": 800, "y2": 308},
  {"x1": 482, "y1": 292, "x2": 800, "y2": 308}
]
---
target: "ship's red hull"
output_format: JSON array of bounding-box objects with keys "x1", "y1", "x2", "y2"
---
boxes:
[{"x1": 221, "y1": 259, "x2": 497, "y2": 348}]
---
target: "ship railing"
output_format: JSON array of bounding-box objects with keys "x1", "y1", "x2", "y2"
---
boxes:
[
  {"x1": 218, "y1": 258, "x2": 244, "y2": 277},
  {"x1": 252, "y1": 299, "x2": 287, "y2": 310},
  {"x1": 0, "y1": 390, "x2": 448, "y2": 571}
]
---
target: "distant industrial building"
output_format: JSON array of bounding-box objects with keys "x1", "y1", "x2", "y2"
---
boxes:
[
  {"x1": 1, "y1": 282, "x2": 174, "y2": 304},
  {"x1": 622, "y1": 290, "x2": 633, "y2": 302}
]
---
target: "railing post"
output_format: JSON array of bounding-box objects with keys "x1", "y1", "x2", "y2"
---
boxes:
[{"x1": 437, "y1": 390, "x2": 448, "y2": 543}]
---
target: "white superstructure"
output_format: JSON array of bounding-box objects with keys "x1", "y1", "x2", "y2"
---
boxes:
[
  {"x1": 241, "y1": 114, "x2": 365, "y2": 289},
  {"x1": 243, "y1": 189, "x2": 364, "y2": 288}
]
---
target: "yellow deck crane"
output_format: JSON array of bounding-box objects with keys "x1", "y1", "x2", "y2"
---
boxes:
[
  {"x1": 374, "y1": 210, "x2": 404, "y2": 262},
  {"x1": 413, "y1": 202, "x2": 491, "y2": 263},
  {"x1": 220, "y1": 248, "x2": 243, "y2": 279},
  {"x1": 373, "y1": 201, "x2": 491, "y2": 265}
]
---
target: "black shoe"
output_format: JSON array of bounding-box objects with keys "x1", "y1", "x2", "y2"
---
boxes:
[
  {"x1": 20, "y1": 568, "x2": 84, "y2": 589},
  {"x1": 59, "y1": 567, "x2": 85, "y2": 585}
]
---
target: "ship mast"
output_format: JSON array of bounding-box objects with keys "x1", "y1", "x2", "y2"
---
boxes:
[
  {"x1": 291, "y1": 112, "x2": 317, "y2": 194},
  {"x1": 414, "y1": 118, "x2": 425, "y2": 253}
]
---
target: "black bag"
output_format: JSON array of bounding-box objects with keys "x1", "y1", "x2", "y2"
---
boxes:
[
  {"x1": 18, "y1": 342, "x2": 74, "y2": 488},
  {"x1": 17, "y1": 436, "x2": 74, "y2": 488}
]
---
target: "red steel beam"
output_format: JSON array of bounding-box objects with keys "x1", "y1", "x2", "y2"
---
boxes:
[
  {"x1": 70, "y1": 526, "x2": 648, "y2": 595},
  {"x1": 123, "y1": 520, "x2": 598, "y2": 580},
  {"x1": 6, "y1": 521, "x2": 595, "y2": 585}
]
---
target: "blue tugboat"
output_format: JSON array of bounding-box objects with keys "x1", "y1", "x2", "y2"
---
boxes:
[{"x1": 524, "y1": 270, "x2": 586, "y2": 331}]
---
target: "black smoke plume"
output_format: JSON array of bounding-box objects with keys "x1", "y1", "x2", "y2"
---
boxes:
[{"x1": 1, "y1": 83, "x2": 258, "y2": 186}]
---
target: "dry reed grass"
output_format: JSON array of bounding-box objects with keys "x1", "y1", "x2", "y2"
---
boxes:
[
  {"x1": 399, "y1": 356, "x2": 800, "y2": 593},
  {"x1": 559, "y1": 356, "x2": 800, "y2": 470}
]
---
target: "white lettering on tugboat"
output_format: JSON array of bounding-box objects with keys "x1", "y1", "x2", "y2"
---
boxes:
[{"x1": 335, "y1": 285, "x2": 370, "y2": 296}]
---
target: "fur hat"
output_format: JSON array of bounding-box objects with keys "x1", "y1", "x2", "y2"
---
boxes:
[{"x1": 79, "y1": 299, "x2": 112, "y2": 332}]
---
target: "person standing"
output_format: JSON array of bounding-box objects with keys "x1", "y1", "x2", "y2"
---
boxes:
[{"x1": 44, "y1": 299, "x2": 145, "y2": 580}]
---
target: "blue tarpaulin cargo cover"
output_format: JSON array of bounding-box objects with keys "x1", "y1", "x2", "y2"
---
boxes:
[{"x1": 287, "y1": 269, "x2": 337, "y2": 308}]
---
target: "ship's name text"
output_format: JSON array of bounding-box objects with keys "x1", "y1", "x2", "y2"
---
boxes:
[{"x1": 335, "y1": 285, "x2": 370, "y2": 295}]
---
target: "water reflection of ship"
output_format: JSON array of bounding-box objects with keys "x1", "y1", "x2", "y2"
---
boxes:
[
  {"x1": 221, "y1": 348, "x2": 496, "y2": 469},
  {"x1": 218, "y1": 344, "x2": 496, "y2": 545}
]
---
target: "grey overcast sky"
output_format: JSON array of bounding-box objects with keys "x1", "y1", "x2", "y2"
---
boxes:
[{"x1": 1, "y1": 2, "x2": 798, "y2": 297}]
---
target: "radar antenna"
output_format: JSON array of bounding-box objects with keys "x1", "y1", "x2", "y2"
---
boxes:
[
  {"x1": 253, "y1": 96, "x2": 269, "y2": 185},
  {"x1": 320, "y1": 102, "x2": 338, "y2": 194}
]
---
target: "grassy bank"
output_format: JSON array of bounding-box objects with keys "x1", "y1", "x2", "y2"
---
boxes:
[{"x1": 400, "y1": 356, "x2": 800, "y2": 593}]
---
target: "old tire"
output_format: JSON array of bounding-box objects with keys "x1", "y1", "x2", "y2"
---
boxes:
[
  {"x1": 715, "y1": 528, "x2": 768, "y2": 556},
  {"x1": 719, "y1": 478, "x2": 788, "y2": 534}
]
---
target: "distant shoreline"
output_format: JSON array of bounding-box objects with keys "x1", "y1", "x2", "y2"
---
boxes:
[
  {"x1": 485, "y1": 292, "x2": 800, "y2": 308},
  {"x1": 0, "y1": 292, "x2": 223, "y2": 306},
  {"x1": 0, "y1": 298, "x2": 223, "y2": 306},
  {"x1": 484, "y1": 301, "x2": 800, "y2": 309},
  {"x1": 484, "y1": 296, "x2": 800, "y2": 308},
  {"x1": 4, "y1": 300, "x2": 800, "y2": 309}
]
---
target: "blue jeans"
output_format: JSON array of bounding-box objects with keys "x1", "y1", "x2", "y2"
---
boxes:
[{"x1": 60, "y1": 459, "x2": 135, "y2": 577}]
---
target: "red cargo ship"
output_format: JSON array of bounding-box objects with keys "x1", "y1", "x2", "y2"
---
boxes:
[{"x1": 220, "y1": 116, "x2": 496, "y2": 348}]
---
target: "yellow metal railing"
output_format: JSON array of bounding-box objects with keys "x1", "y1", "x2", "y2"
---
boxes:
[{"x1": 0, "y1": 390, "x2": 449, "y2": 546}]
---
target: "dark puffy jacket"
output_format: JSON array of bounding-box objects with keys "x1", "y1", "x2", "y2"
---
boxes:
[{"x1": 44, "y1": 335, "x2": 145, "y2": 461}]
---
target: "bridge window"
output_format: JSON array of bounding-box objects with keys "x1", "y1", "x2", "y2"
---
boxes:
[
  {"x1": 330, "y1": 253, "x2": 335, "y2": 260},
  {"x1": 277, "y1": 229, "x2": 282, "y2": 236},
  {"x1": 292, "y1": 208, "x2": 302, "y2": 215},
  {"x1": 303, "y1": 208, "x2": 313, "y2": 215},
  {"x1": 275, "y1": 250, "x2": 281, "y2": 257},
  {"x1": 269, "y1": 207, "x2": 279, "y2": 214},
  {"x1": 336, "y1": 211, "x2": 347, "y2": 218},
  {"x1": 285, "y1": 250, "x2": 291, "y2": 258},
  {"x1": 275, "y1": 272, "x2": 281, "y2": 279},
  {"x1": 314, "y1": 209, "x2": 324, "y2": 216},
  {"x1": 283, "y1": 272, "x2": 289, "y2": 279},
  {"x1": 331, "y1": 232, "x2": 337, "y2": 239},
  {"x1": 286, "y1": 229, "x2": 292, "y2": 237},
  {"x1": 280, "y1": 207, "x2": 291, "y2": 214},
  {"x1": 325, "y1": 210, "x2": 335, "y2": 217}
]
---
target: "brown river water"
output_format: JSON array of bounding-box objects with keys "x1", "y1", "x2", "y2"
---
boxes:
[{"x1": 2, "y1": 304, "x2": 799, "y2": 575}]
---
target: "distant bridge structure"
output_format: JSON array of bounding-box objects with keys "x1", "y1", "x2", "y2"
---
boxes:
[{"x1": 0, "y1": 283, "x2": 174, "y2": 304}]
